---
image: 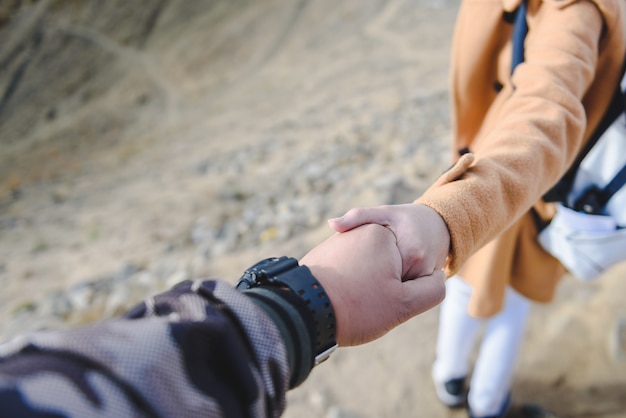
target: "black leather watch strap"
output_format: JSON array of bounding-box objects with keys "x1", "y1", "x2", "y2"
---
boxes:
[{"x1": 236, "y1": 257, "x2": 337, "y2": 365}]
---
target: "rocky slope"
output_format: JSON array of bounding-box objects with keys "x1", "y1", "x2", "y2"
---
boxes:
[{"x1": 0, "y1": 1, "x2": 624, "y2": 417}]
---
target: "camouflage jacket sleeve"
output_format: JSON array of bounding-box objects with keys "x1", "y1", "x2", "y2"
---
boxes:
[{"x1": 0, "y1": 279, "x2": 305, "y2": 418}]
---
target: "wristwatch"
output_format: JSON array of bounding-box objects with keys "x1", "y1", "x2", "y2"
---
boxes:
[{"x1": 236, "y1": 256, "x2": 337, "y2": 365}]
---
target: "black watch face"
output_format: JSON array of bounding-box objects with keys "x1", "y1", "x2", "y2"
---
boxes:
[
  {"x1": 249, "y1": 257, "x2": 281, "y2": 271},
  {"x1": 238, "y1": 257, "x2": 284, "y2": 289},
  {"x1": 238, "y1": 256, "x2": 299, "y2": 290}
]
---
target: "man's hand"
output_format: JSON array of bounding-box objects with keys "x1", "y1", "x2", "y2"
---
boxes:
[
  {"x1": 300, "y1": 223, "x2": 445, "y2": 347},
  {"x1": 328, "y1": 204, "x2": 450, "y2": 280}
]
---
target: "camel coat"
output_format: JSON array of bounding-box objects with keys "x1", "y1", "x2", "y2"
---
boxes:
[{"x1": 415, "y1": 0, "x2": 626, "y2": 317}]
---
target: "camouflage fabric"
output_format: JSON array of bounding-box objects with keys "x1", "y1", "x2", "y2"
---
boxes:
[{"x1": 0, "y1": 279, "x2": 290, "y2": 417}]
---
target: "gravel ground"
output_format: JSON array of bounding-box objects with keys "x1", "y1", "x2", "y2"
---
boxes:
[{"x1": 0, "y1": 1, "x2": 625, "y2": 417}]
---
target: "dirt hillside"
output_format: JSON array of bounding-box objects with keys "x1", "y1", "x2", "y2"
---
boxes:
[{"x1": 0, "y1": 1, "x2": 624, "y2": 417}]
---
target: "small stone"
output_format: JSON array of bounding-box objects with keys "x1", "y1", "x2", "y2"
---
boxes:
[
  {"x1": 66, "y1": 283, "x2": 95, "y2": 313},
  {"x1": 11, "y1": 301, "x2": 37, "y2": 317},
  {"x1": 259, "y1": 226, "x2": 278, "y2": 243},
  {"x1": 51, "y1": 187, "x2": 69, "y2": 204},
  {"x1": 166, "y1": 270, "x2": 189, "y2": 289},
  {"x1": 104, "y1": 286, "x2": 131, "y2": 318},
  {"x1": 190, "y1": 217, "x2": 213, "y2": 246},
  {"x1": 307, "y1": 391, "x2": 327, "y2": 410}
]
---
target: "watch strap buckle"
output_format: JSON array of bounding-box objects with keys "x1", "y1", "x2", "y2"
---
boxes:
[{"x1": 314, "y1": 344, "x2": 338, "y2": 366}]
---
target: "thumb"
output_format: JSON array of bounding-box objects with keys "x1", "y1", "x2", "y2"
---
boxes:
[
  {"x1": 328, "y1": 207, "x2": 391, "y2": 233},
  {"x1": 400, "y1": 270, "x2": 446, "y2": 319}
]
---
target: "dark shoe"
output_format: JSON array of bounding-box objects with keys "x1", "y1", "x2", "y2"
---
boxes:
[
  {"x1": 468, "y1": 393, "x2": 511, "y2": 418},
  {"x1": 433, "y1": 376, "x2": 466, "y2": 408},
  {"x1": 518, "y1": 404, "x2": 559, "y2": 418}
]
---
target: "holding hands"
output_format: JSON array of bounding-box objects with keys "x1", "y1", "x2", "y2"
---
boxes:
[
  {"x1": 328, "y1": 204, "x2": 451, "y2": 280},
  {"x1": 300, "y1": 218, "x2": 447, "y2": 347}
]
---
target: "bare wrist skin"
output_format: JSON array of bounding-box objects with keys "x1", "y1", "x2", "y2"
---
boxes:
[{"x1": 417, "y1": 204, "x2": 451, "y2": 271}]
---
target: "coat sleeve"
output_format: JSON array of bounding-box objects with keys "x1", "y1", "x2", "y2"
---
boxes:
[
  {"x1": 0, "y1": 279, "x2": 296, "y2": 418},
  {"x1": 416, "y1": 0, "x2": 621, "y2": 275}
]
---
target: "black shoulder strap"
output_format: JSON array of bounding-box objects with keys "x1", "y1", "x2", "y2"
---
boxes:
[
  {"x1": 545, "y1": 84, "x2": 626, "y2": 204},
  {"x1": 510, "y1": 1, "x2": 626, "y2": 205},
  {"x1": 511, "y1": 0, "x2": 528, "y2": 73}
]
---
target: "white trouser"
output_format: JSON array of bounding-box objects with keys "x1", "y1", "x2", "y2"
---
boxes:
[{"x1": 432, "y1": 276, "x2": 531, "y2": 417}]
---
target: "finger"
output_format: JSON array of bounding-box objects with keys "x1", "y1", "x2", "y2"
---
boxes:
[
  {"x1": 400, "y1": 270, "x2": 446, "y2": 319},
  {"x1": 328, "y1": 207, "x2": 391, "y2": 233}
]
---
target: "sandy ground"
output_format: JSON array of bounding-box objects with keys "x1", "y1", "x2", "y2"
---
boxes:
[{"x1": 0, "y1": 1, "x2": 625, "y2": 417}]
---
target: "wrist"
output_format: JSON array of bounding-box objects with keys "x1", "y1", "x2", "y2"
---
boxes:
[
  {"x1": 242, "y1": 286, "x2": 314, "y2": 388},
  {"x1": 237, "y1": 257, "x2": 338, "y2": 387},
  {"x1": 415, "y1": 203, "x2": 452, "y2": 261}
]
